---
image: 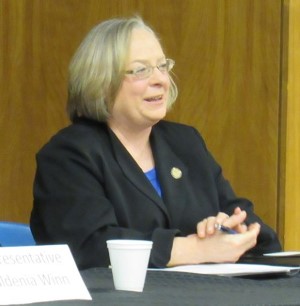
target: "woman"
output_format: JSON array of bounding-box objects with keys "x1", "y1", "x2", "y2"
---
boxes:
[{"x1": 30, "y1": 16, "x2": 281, "y2": 270}]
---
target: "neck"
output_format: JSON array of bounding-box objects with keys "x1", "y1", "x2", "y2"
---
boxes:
[
  {"x1": 109, "y1": 122, "x2": 152, "y2": 146},
  {"x1": 108, "y1": 123, "x2": 154, "y2": 172}
]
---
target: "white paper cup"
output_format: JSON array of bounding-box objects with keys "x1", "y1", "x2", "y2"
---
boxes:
[{"x1": 106, "y1": 239, "x2": 153, "y2": 292}]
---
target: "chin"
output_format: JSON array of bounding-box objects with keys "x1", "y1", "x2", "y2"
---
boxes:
[{"x1": 153, "y1": 109, "x2": 167, "y2": 120}]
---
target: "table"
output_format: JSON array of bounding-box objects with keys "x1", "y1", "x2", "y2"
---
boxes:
[{"x1": 21, "y1": 267, "x2": 300, "y2": 306}]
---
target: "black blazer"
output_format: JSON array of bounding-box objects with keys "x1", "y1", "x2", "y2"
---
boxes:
[{"x1": 30, "y1": 118, "x2": 281, "y2": 269}]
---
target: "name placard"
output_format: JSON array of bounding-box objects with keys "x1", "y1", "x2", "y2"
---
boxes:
[{"x1": 0, "y1": 245, "x2": 92, "y2": 305}]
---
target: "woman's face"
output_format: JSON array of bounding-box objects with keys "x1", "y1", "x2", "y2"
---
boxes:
[{"x1": 108, "y1": 28, "x2": 171, "y2": 131}]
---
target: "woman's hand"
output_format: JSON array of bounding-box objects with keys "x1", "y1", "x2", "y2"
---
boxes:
[
  {"x1": 196, "y1": 207, "x2": 247, "y2": 238},
  {"x1": 167, "y1": 208, "x2": 260, "y2": 267}
]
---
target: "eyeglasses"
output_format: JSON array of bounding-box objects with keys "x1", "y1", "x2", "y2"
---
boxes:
[{"x1": 125, "y1": 58, "x2": 175, "y2": 80}]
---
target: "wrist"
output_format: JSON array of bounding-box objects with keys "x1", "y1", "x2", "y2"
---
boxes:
[{"x1": 167, "y1": 236, "x2": 202, "y2": 267}]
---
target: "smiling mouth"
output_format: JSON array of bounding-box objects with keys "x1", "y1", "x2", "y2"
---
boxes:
[{"x1": 144, "y1": 95, "x2": 163, "y2": 102}]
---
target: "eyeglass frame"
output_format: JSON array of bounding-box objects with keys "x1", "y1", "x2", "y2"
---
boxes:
[{"x1": 124, "y1": 58, "x2": 175, "y2": 79}]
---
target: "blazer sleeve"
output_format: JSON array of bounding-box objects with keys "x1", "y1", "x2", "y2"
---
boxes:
[{"x1": 193, "y1": 128, "x2": 282, "y2": 254}]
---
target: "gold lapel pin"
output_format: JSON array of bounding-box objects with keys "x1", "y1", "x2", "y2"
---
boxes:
[{"x1": 171, "y1": 167, "x2": 182, "y2": 179}]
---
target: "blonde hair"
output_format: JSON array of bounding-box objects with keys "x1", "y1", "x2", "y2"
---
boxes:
[{"x1": 67, "y1": 16, "x2": 178, "y2": 122}]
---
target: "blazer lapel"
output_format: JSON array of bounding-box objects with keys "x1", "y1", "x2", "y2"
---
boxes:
[
  {"x1": 151, "y1": 128, "x2": 189, "y2": 228},
  {"x1": 108, "y1": 128, "x2": 170, "y2": 217}
]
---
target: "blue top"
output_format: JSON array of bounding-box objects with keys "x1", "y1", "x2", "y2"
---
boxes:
[{"x1": 144, "y1": 168, "x2": 162, "y2": 197}]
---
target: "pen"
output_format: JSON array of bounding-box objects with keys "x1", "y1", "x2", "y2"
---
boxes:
[{"x1": 215, "y1": 223, "x2": 237, "y2": 234}]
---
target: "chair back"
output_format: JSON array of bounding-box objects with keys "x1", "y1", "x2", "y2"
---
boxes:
[{"x1": 0, "y1": 221, "x2": 36, "y2": 246}]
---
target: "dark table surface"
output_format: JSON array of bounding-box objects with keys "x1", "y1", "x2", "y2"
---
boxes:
[{"x1": 22, "y1": 266, "x2": 300, "y2": 306}]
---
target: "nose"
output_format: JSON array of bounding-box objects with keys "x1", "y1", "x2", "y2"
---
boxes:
[{"x1": 148, "y1": 66, "x2": 169, "y2": 85}]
